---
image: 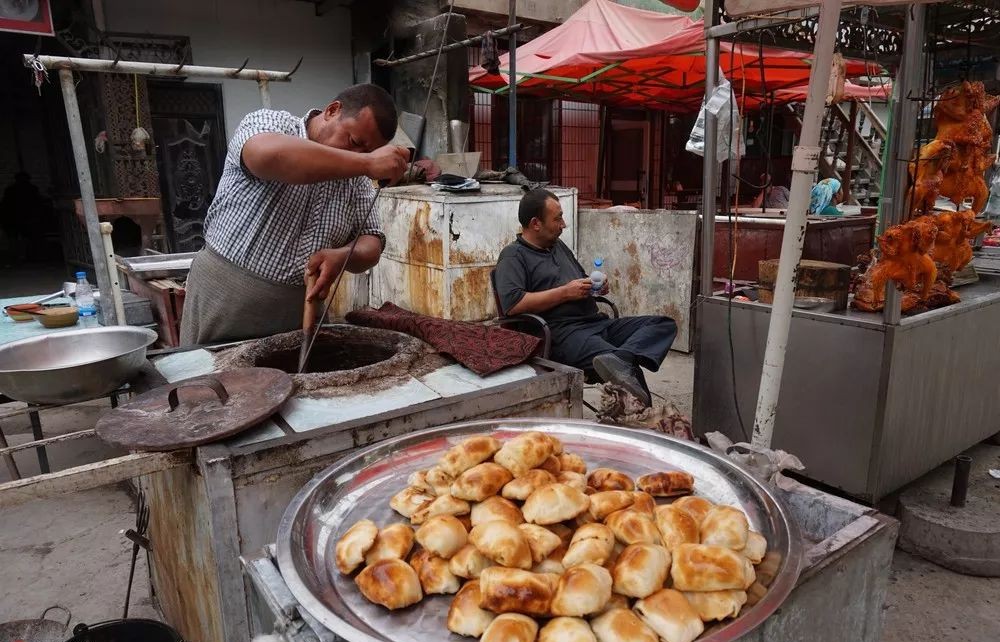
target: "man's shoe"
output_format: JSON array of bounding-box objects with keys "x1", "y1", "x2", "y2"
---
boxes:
[{"x1": 592, "y1": 353, "x2": 652, "y2": 408}]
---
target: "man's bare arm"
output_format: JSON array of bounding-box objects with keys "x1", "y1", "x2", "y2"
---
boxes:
[
  {"x1": 506, "y1": 278, "x2": 592, "y2": 316},
  {"x1": 306, "y1": 235, "x2": 383, "y2": 301},
  {"x1": 242, "y1": 134, "x2": 407, "y2": 184}
]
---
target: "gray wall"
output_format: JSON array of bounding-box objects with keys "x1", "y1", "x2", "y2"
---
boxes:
[{"x1": 102, "y1": 0, "x2": 355, "y2": 140}]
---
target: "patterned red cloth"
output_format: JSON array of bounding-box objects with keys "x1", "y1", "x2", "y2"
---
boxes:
[{"x1": 346, "y1": 303, "x2": 541, "y2": 376}]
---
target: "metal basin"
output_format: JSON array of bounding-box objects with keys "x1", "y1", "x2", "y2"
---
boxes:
[
  {"x1": 277, "y1": 419, "x2": 803, "y2": 642},
  {"x1": 0, "y1": 327, "x2": 157, "y2": 404}
]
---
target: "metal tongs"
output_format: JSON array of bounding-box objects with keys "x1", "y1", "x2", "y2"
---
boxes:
[{"x1": 297, "y1": 185, "x2": 383, "y2": 373}]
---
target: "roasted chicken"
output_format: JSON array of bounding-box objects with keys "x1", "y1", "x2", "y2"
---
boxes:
[
  {"x1": 908, "y1": 140, "x2": 955, "y2": 216},
  {"x1": 934, "y1": 81, "x2": 998, "y2": 149},
  {"x1": 927, "y1": 210, "x2": 993, "y2": 278}
]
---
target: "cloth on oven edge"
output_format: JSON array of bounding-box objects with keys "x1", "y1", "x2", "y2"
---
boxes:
[{"x1": 346, "y1": 303, "x2": 541, "y2": 376}]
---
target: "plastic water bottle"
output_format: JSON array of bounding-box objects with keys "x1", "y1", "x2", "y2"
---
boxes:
[
  {"x1": 74, "y1": 271, "x2": 98, "y2": 327},
  {"x1": 590, "y1": 258, "x2": 606, "y2": 296}
]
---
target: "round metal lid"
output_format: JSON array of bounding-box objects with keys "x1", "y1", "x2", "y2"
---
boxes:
[
  {"x1": 95, "y1": 367, "x2": 293, "y2": 451},
  {"x1": 275, "y1": 418, "x2": 804, "y2": 642}
]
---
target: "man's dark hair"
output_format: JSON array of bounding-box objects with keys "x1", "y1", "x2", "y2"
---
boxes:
[
  {"x1": 334, "y1": 83, "x2": 398, "y2": 142},
  {"x1": 518, "y1": 188, "x2": 558, "y2": 227}
]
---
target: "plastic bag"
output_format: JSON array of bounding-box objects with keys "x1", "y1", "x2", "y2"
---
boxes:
[
  {"x1": 686, "y1": 76, "x2": 746, "y2": 163},
  {"x1": 985, "y1": 166, "x2": 1000, "y2": 220},
  {"x1": 704, "y1": 431, "x2": 804, "y2": 491}
]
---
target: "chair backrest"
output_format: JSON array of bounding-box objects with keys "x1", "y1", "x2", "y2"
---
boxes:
[{"x1": 489, "y1": 269, "x2": 505, "y2": 318}]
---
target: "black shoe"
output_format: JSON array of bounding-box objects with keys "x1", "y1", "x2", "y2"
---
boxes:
[{"x1": 592, "y1": 353, "x2": 652, "y2": 408}]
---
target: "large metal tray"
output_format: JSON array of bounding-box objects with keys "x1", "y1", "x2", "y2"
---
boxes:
[
  {"x1": 120, "y1": 252, "x2": 196, "y2": 279},
  {"x1": 276, "y1": 419, "x2": 803, "y2": 642}
]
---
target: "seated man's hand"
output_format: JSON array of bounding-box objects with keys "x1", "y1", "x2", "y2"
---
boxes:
[
  {"x1": 562, "y1": 278, "x2": 593, "y2": 301},
  {"x1": 306, "y1": 247, "x2": 349, "y2": 302}
]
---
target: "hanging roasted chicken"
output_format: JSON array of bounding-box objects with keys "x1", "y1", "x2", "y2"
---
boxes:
[{"x1": 908, "y1": 139, "x2": 955, "y2": 217}]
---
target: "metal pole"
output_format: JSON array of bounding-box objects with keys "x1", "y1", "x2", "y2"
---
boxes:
[
  {"x1": 58, "y1": 68, "x2": 118, "y2": 326},
  {"x1": 882, "y1": 4, "x2": 926, "y2": 325},
  {"x1": 374, "y1": 23, "x2": 525, "y2": 67},
  {"x1": 751, "y1": 0, "x2": 843, "y2": 448},
  {"x1": 950, "y1": 455, "x2": 972, "y2": 507},
  {"x1": 700, "y1": 40, "x2": 720, "y2": 298},
  {"x1": 26, "y1": 55, "x2": 296, "y2": 82},
  {"x1": 258, "y1": 79, "x2": 272, "y2": 109},
  {"x1": 508, "y1": 0, "x2": 518, "y2": 169}
]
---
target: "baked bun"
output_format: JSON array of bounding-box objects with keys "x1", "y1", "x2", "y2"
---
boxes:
[
  {"x1": 409, "y1": 466, "x2": 455, "y2": 497},
  {"x1": 447, "y1": 580, "x2": 495, "y2": 637},
  {"x1": 409, "y1": 548, "x2": 461, "y2": 595},
  {"x1": 681, "y1": 589, "x2": 748, "y2": 621},
  {"x1": 670, "y1": 543, "x2": 756, "y2": 591},
  {"x1": 550, "y1": 563, "x2": 613, "y2": 617},
  {"x1": 588, "y1": 491, "x2": 636, "y2": 521},
  {"x1": 502, "y1": 469, "x2": 557, "y2": 501},
  {"x1": 587, "y1": 468, "x2": 635, "y2": 492},
  {"x1": 532, "y1": 557, "x2": 566, "y2": 575},
  {"x1": 591, "y1": 592, "x2": 630, "y2": 618},
  {"x1": 494, "y1": 431, "x2": 555, "y2": 476},
  {"x1": 390, "y1": 486, "x2": 435, "y2": 518},
  {"x1": 653, "y1": 505, "x2": 700, "y2": 551},
  {"x1": 471, "y1": 496, "x2": 525, "y2": 526},
  {"x1": 364, "y1": 523, "x2": 415, "y2": 566},
  {"x1": 611, "y1": 544, "x2": 671, "y2": 598},
  {"x1": 478, "y1": 566, "x2": 555, "y2": 616},
  {"x1": 671, "y1": 496, "x2": 714, "y2": 524},
  {"x1": 539, "y1": 616, "x2": 597, "y2": 642},
  {"x1": 451, "y1": 463, "x2": 514, "y2": 502},
  {"x1": 556, "y1": 471, "x2": 588, "y2": 492},
  {"x1": 538, "y1": 454, "x2": 563, "y2": 474},
  {"x1": 354, "y1": 558, "x2": 422, "y2": 609},
  {"x1": 634, "y1": 588, "x2": 704, "y2": 642},
  {"x1": 741, "y1": 531, "x2": 767, "y2": 564},
  {"x1": 440, "y1": 435, "x2": 502, "y2": 477},
  {"x1": 605, "y1": 509, "x2": 662, "y2": 546},
  {"x1": 518, "y1": 524, "x2": 563, "y2": 563},
  {"x1": 523, "y1": 483, "x2": 591, "y2": 525},
  {"x1": 480, "y1": 613, "x2": 539, "y2": 642},
  {"x1": 590, "y1": 608, "x2": 658, "y2": 642},
  {"x1": 450, "y1": 543, "x2": 493, "y2": 579},
  {"x1": 630, "y1": 492, "x2": 657, "y2": 515},
  {"x1": 700, "y1": 505, "x2": 750, "y2": 550},
  {"x1": 415, "y1": 514, "x2": 467, "y2": 559},
  {"x1": 411, "y1": 494, "x2": 470, "y2": 525},
  {"x1": 557, "y1": 453, "x2": 588, "y2": 474},
  {"x1": 335, "y1": 519, "x2": 378, "y2": 575},
  {"x1": 562, "y1": 523, "x2": 615, "y2": 568},
  {"x1": 637, "y1": 471, "x2": 695, "y2": 497},
  {"x1": 470, "y1": 520, "x2": 533, "y2": 569}
]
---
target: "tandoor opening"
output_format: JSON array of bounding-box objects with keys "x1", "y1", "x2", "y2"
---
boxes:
[{"x1": 253, "y1": 339, "x2": 397, "y2": 374}]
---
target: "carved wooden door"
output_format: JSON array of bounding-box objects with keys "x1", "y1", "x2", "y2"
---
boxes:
[{"x1": 148, "y1": 81, "x2": 225, "y2": 253}]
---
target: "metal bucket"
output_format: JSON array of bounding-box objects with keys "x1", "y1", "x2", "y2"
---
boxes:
[
  {"x1": 64, "y1": 619, "x2": 182, "y2": 642},
  {"x1": 0, "y1": 606, "x2": 70, "y2": 642}
]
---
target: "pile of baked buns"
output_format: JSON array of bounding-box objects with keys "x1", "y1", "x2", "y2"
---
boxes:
[{"x1": 333, "y1": 431, "x2": 774, "y2": 642}]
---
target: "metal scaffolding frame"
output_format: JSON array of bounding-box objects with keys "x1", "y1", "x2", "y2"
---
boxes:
[
  {"x1": 22, "y1": 54, "x2": 300, "y2": 325},
  {"x1": 698, "y1": 1, "x2": 928, "y2": 447}
]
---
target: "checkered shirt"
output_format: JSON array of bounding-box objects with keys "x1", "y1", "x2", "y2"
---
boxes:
[{"x1": 203, "y1": 109, "x2": 384, "y2": 285}]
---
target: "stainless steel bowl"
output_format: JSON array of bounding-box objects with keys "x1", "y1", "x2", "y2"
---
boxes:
[
  {"x1": 277, "y1": 419, "x2": 803, "y2": 642},
  {"x1": 0, "y1": 327, "x2": 157, "y2": 404}
]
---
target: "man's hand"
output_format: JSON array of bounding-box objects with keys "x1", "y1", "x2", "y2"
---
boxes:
[
  {"x1": 561, "y1": 278, "x2": 593, "y2": 301},
  {"x1": 599, "y1": 281, "x2": 609, "y2": 296},
  {"x1": 365, "y1": 145, "x2": 410, "y2": 183},
  {"x1": 305, "y1": 248, "x2": 349, "y2": 302}
]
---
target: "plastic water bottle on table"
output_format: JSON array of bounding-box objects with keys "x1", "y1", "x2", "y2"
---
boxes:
[{"x1": 74, "y1": 271, "x2": 98, "y2": 327}]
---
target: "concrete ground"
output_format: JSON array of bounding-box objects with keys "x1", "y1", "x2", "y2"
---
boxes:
[{"x1": 1, "y1": 348, "x2": 997, "y2": 641}]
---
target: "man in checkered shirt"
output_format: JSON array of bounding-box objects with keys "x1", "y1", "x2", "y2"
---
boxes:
[{"x1": 180, "y1": 84, "x2": 409, "y2": 345}]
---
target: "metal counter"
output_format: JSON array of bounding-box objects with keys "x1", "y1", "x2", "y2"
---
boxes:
[
  {"x1": 694, "y1": 275, "x2": 1000, "y2": 502},
  {"x1": 243, "y1": 480, "x2": 898, "y2": 642}
]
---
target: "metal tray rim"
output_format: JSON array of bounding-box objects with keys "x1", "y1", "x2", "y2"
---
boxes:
[{"x1": 276, "y1": 418, "x2": 803, "y2": 642}]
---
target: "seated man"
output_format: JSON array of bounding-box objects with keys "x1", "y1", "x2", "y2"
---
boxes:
[{"x1": 494, "y1": 189, "x2": 677, "y2": 407}]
